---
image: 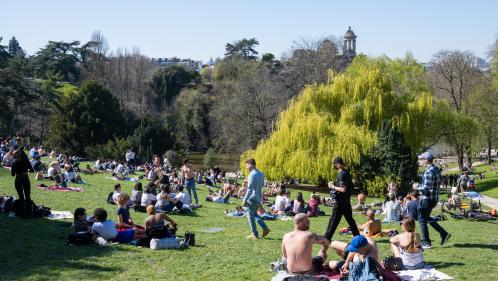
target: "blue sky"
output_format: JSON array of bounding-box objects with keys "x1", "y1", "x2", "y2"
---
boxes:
[{"x1": 1, "y1": 0, "x2": 497, "y2": 63}]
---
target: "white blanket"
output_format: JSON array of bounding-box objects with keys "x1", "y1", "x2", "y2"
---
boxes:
[
  {"x1": 47, "y1": 211, "x2": 74, "y2": 220},
  {"x1": 395, "y1": 267, "x2": 453, "y2": 280}
]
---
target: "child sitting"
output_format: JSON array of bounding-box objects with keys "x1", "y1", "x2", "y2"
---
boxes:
[
  {"x1": 74, "y1": 207, "x2": 93, "y2": 233},
  {"x1": 445, "y1": 191, "x2": 462, "y2": 210},
  {"x1": 358, "y1": 208, "x2": 381, "y2": 237},
  {"x1": 116, "y1": 194, "x2": 145, "y2": 234},
  {"x1": 91, "y1": 208, "x2": 145, "y2": 243},
  {"x1": 112, "y1": 184, "x2": 122, "y2": 204},
  {"x1": 141, "y1": 186, "x2": 157, "y2": 207},
  {"x1": 353, "y1": 190, "x2": 368, "y2": 211}
]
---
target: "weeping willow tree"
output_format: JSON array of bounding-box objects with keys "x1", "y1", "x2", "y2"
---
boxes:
[{"x1": 241, "y1": 55, "x2": 451, "y2": 183}]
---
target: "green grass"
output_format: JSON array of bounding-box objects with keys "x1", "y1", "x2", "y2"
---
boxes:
[{"x1": 0, "y1": 165, "x2": 497, "y2": 281}]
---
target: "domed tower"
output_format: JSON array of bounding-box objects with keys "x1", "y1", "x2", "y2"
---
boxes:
[{"x1": 343, "y1": 26, "x2": 357, "y2": 59}]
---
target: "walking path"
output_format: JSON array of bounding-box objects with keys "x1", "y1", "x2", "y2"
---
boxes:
[{"x1": 480, "y1": 195, "x2": 498, "y2": 210}]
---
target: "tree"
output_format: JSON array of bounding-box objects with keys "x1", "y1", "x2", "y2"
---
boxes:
[
  {"x1": 173, "y1": 89, "x2": 210, "y2": 151},
  {"x1": 203, "y1": 148, "x2": 218, "y2": 168},
  {"x1": 8, "y1": 37, "x2": 24, "y2": 57},
  {"x1": 131, "y1": 115, "x2": 175, "y2": 162},
  {"x1": 33, "y1": 40, "x2": 82, "y2": 82},
  {"x1": 151, "y1": 65, "x2": 194, "y2": 108},
  {"x1": 0, "y1": 37, "x2": 12, "y2": 67},
  {"x1": 240, "y1": 56, "x2": 453, "y2": 183},
  {"x1": 225, "y1": 38, "x2": 259, "y2": 60},
  {"x1": 429, "y1": 50, "x2": 481, "y2": 169},
  {"x1": 47, "y1": 81, "x2": 125, "y2": 155}
]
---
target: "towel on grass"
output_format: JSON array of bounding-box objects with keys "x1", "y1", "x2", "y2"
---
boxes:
[
  {"x1": 395, "y1": 267, "x2": 453, "y2": 280},
  {"x1": 463, "y1": 191, "x2": 485, "y2": 199},
  {"x1": 48, "y1": 211, "x2": 74, "y2": 220},
  {"x1": 37, "y1": 184, "x2": 84, "y2": 192},
  {"x1": 271, "y1": 268, "x2": 401, "y2": 281}
]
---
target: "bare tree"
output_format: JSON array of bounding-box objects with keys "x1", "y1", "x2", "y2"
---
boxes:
[{"x1": 429, "y1": 50, "x2": 481, "y2": 169}]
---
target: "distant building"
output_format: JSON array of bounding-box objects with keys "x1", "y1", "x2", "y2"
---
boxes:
[
  {"x1": 153, "y1": 57, "x2": 203, "y2": 72},
  {"x1": 476, "y1": 57, "x2": 490, "y2": 71},
  {"x1": 342, "y1": 26, "x2": 357, "y2": 61}
]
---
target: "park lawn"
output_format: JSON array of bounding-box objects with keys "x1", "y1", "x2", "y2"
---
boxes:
[
  {"x1": 0, "y1": 166, "x2": 497, "y2": 281},
  {"x1": 470, "y1": 164, "x2": 498, "y2": 199}
]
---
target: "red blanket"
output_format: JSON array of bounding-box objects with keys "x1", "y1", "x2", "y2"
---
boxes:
[{"x1": 37, "y1": 184, "x2": 84, "y2": 192}]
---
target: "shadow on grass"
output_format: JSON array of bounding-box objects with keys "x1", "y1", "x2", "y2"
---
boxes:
[
  {"x1": 452, "y1": 243, "x2": 498, "y2": 250},
  {"x1": 0, "y1": 214, "x2": 128, "y2": 280},
  {"x1": 429, "y1": 261, "x2": 465, "y2": 269},
  {"x1": 475, "y1": 175, "x2": 498, "y2": 194}
]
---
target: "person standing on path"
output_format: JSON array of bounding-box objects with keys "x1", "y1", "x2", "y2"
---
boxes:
[
  {"x1": 324, "y1": 157, "x2": 360, "y2": 241},
  {"x1": 242, "y1": 158, "x2": 270, "y2": 239},
  {"x1": 415, "y1": 152, "x2": 451, "y2": 249}
]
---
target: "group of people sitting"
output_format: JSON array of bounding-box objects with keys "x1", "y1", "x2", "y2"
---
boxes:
[
  {"x1": 281, "y1": 213, "x2": 425, "y2": 278},
  {"x1": 268, "y1": 188, "x2": 326, "y2": 217},
  {"x1": 73, "y1": 203, "x2": 178, "y2": 245}
]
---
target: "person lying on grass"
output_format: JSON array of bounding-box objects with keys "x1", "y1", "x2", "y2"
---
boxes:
[
  {"x1": 281, "y1": 213, "x2": 330, "y2": 274},
  {"x1": 91, "y1": 208, "x2": 146, "y2": 244},
  {"x1": 328, "y1": 235, "x2": 379, "y2": 277},
  {"x1": 389, "y1": 217, "x2": 425, "y2": 270},
  {"x1": 144, "y1": 205, "x2": 177, "y2": 232},
  {"x1": 357, "y1": 208, "x2": 381, "y2": 237},
  {"x1": 206, "y1": 188, "x2": 232, "y2": 203},
  {"x1": 116, "y1": 193, "x2": 146, "y2": 234}
]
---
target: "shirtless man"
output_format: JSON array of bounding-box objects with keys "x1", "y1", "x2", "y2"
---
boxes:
[
  {"x1": 181, "y1": 159, "x2": 198, "y2": 205},
  {"x1": 282, "y1": 213, "x2": 330, "y2": 274},
  {"x1": 328, "y1": 235, "x2": 379, "y2": 275},
  {"x1": 358, "y1": 208, "x2": 381, "y2": 237}
]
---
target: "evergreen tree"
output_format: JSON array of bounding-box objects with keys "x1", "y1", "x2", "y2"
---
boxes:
[
  {"x1": 131, "y1": 115, "x2": 175, "y2": 162},
  {"x1": 8, "y1": 37, "x2": 24, "y2": 57},
  {"x1": 47, "y1": 80, "x2": 125, "y2": 155},
  {"x1": 151, "y1": 65, "x2": 194, "y2": 108}
]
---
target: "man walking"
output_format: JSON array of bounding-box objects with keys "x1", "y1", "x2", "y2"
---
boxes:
[
  {"x1": 242, "y1": 159, "x2": 270, "y2": 239},
  {"x1": 324, "y1": 157, "x2": 360, "y2": 241},
  {"x1": 415, "y1": 152, "x2": 451, "y2": 249}
]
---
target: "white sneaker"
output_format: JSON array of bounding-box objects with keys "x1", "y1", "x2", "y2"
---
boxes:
[{"x1": 96, "y1": 237, "x2": 107, "y2": 246}]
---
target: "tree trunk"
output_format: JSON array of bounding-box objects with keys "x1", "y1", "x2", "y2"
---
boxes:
[
  {"x1": 456, "y1": 145, "x2": 464, "y2": 171},
  {"x1": 488, "y1": 139, "x2": 493, "y2": 165}
]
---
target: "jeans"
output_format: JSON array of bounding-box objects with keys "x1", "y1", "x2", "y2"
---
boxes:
[
  {"x1": 324, "y1": 201, "x2": 360, "y2": 240},
  {"x1": 185, "y1": 178, "x2": 198, "y2": 204},
  {"x1": 246, "y1": 204, "x2": 268, "y2": 238},
  {"x1": 418, "y1": 199, "x2": 448, "y2": 244}
]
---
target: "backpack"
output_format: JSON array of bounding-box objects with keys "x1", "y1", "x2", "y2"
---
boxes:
[
  {"x1": 67, "y1": 231, "x2": 94, "y2": 245},
  {"x1": 383, "y1": 256, "x2": 403, "y2": 271},
  {"x1": 107, "y1": 192, "x2": 115, "y2": 205},
  {"x1": 1, "y1": 196, "x2": 14, "y2": 213},
  {"x1": 150, "y1": 237, "x2": 180, "y2": 250},
  {"x1": 31, "y1": 202, "x2": 51, "y2": 218}
]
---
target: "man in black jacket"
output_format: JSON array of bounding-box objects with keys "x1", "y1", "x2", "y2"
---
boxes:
[{"x1": 324, "y1": 157, "x2": 359, "y2": 241}]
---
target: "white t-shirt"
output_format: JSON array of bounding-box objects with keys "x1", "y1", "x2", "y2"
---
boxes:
[
  {"x1": 175, "y1": 192, "x2": 192, "y2": 205},
  {"x1": 125, "y1": 151, "x2": 135, "y2": 161},
  {"x1": 141, "y1": 193, "x2": 156, "y2": 207},
  {"x1": 92, "y1": 220, "x2": 118, "y2": 240},
  {"x1": 274, "y1": 195, "x2": 287, "y2": 212},
  {"x1": 147, "y1": 170, "x2": 156, "y2": 181},
  {"x1": 65, "y1": 171, "x2": 77, "y2": 181},
  {"x1": 156, "y1": 191, "x2": 167, "y2": 201},
  {"x1": 47, "y1": 167, "x2": 56, "y2": 178},
  {"x1": 384, "y1": 201, "x2": 401, "y2": 221},
  {"x1": 95, "y1": 160, "x2": 101, "y2": 170},
  {"x1": 112, "y1": 191, "x2": 121, "y2": 203}
]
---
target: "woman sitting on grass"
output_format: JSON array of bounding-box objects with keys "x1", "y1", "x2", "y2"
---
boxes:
[
  {"x1": 91, "y1": 208, "x2": 146, "y2": 243},
  {"x1": 116, "y1": 194, "x2": 146, "y2": 234},
  {"x1": 144, "y1": 205, "x2": 177, "y2": 231},
  {"x1": 288, "y1": 192, "x2": 309, "y2": 216},
  {"x1": 389, "y1": 217, "x2": 425, "y2": 270},
  {"x1": 141, "y1": 186, "x2": 157, "y2": 207}
]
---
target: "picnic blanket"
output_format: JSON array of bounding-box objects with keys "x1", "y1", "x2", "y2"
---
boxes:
[
  {"x1": 395, "y1": 267, "x2": 453, "y2": 280},
  {"x1": 462, "y1": 191, "x2": 485, "y2": 199},
  {"x1": 37, "y1": 184, "x2": 84, "y2": 192},
  {"x1": 48, "y1": 211, "x2": 74, "y2": 220}
]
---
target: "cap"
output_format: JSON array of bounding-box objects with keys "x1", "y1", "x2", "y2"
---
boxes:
[
  {"x1": 332, "y1": 157, "x2": 344, "y2": 165},
  {"x1": 418, "y1": 152, "x2": 433, "y2": 161},
  {"x1": 347, "y1": 235, "x2": 368, "y2": 253}
]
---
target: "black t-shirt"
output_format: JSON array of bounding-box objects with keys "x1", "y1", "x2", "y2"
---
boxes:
[
  {"x1": 117, "y1": 207, "x2": 131, "y2": 224},
  {"x1": 335, "y1": 169, "x2": 352, "y2": 203}
]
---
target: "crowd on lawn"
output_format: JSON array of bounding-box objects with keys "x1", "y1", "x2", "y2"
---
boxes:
[{"x1": 1, "y1": 133, "x2": 495, "y2": 280}]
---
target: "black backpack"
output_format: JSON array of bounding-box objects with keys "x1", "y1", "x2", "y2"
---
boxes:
[
  {"x1": 383, "y1": 256, "x2": 403, "y2": 270},
  {"x1": 67, "y1": 231, "x2": 93, "y2": 245},
  {"x1": 2, "y1": 196, "x2": 14, "y2": 213},
  {"x1": 107, "y1": 192, "x2": 115, "y2": 205}
]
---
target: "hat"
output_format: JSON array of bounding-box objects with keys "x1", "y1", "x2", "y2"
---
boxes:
[
  {"x1": 347, "y1": 235, "x2": 368, "y2": 253},
  {"x1": 332, "y1": 157, "x2": 344, "y2": 165},
  {"x1": 418, "y1": 152, "x2": 433, "y2": 161}
]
